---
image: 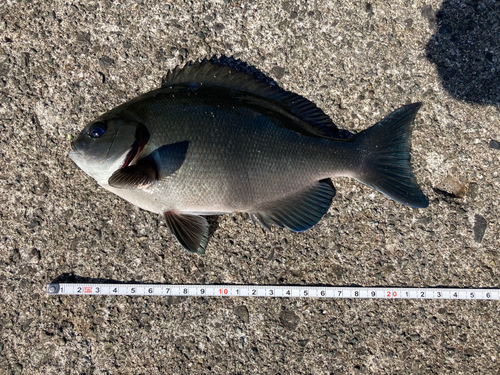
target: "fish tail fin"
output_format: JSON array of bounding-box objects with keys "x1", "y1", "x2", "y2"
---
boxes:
[{"x1": 353, "y1": 103, "x2": 428, "y2": 208}]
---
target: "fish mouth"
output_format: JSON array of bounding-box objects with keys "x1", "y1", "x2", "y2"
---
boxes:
[{"x1": 68, "y1": 143, "x2": 81, "y2": 161}]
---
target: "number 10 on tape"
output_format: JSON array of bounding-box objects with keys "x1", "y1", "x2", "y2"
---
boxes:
[{"x1": 46, "y1": 284, "x2": 499, "y2": 300}]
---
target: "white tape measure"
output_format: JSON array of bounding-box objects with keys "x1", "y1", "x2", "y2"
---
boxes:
[{"x1": 46, "y1": 284, "x2": 499, "y2": 300}]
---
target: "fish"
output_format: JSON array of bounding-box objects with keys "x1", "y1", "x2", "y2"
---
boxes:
[{"x1": 69, "y1": 57, "x2": 428, "y2": 254}]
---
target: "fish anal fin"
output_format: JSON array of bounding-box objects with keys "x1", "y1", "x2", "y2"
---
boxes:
[
  {"x1": 164, "y1": 211, "x2": 209, "y2": 254},
  {"x1": 250, "y1": 182, "x2": 335, "y2": 232},
  {"x1": 249, "y1": 212, "x2": 273, "y2": 232}
]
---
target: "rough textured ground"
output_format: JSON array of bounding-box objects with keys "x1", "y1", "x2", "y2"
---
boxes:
[{"x1": 1, "y1": 0, "x2": 499, "y2": 374}]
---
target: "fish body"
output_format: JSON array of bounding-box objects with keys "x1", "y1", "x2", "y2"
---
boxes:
[{"x1": 69, "y1": 58, "x2": 428, "y2": 254}]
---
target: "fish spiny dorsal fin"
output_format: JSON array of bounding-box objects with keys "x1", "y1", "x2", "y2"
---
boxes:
[{"x1": 161, "y1": 55, "x2": 340, "y2": 139}]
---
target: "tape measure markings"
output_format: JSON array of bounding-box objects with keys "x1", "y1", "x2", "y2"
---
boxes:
[{"x1": 46, "y1": 284, "x2": 499, "y2": 300}]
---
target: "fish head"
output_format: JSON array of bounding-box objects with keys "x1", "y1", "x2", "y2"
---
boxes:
[{"x1": 69, "y1": 117, "x2": 149, "y2": 183}]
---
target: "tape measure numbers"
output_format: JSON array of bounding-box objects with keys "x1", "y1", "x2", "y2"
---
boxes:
[{"x1": 46, "y1": 284, "x2": 499, "y2": 300}]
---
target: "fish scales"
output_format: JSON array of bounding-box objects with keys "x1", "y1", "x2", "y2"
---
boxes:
[
  {"x1": 69, "y1": 57, "x2": 427, "y2": 254},
  {"x1": 118, "y1": 88, "x2": 355, "y2": 212}
]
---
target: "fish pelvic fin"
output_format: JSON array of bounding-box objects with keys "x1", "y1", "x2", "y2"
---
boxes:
[
  {"x1": 164, "y1": 211, "x2": 209, "y2": 254},
  {"x1": 353, "y1": 103, "x2": 428, "y2": 208}
]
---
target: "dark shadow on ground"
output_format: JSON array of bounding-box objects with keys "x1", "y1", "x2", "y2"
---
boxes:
[
  {"x1": 425, "y1": 0, "x2": 500, "y2": 106},
  {"x1": 50, "y1": 273, "x2": 138, "y2": 284}
]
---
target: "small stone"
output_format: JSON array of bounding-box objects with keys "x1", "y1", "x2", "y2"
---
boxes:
[
  {"x1": 468, "y1": 182, "x2": 479, "y2": 199},
  {"x1": 271, "y1": 66, "x2": 285, "y2": 80},
  {"x1": 234, "y1": 305, "x2": 249, "y2": 323},
  {"x1": 489, "y1": 140, "x2": 500, "y2": 150},
  {"x1": 13, "y1": 363, "x2": 22, "y2": 375},
  {"x1": 473, "y1": 214, "x2": 487, "y2": 243},
  {"x1": 22, "y1": 318, "x2": 34, "y2": 332},
  {"x1": 436, "y1": 176, "x2": 467, "y2": 197},
  {"x1": 266, "y1": 248, "x2": 275, "y2": 260},
  {"x1": 10, "y1": 249, "x2": 20, "y2": 262},
  {"x1": 76, "y1": 32, "x2": 90, "y2": 43},
  {"x1": 99, "y1": 55, "x2": 114, "y2": 67},
  {"x1": 418, "y1": 216, "x2": 432, "y2": 225},
  {"x1": 291, "y1": 269, "x2": 302, "y2": 277},
  {"x1": 421, "y1": 5, "x2": 435, "y2": 22},
  {"x1": 30, "y1": 349, "x2": 46, "y2": 367},
  {"x1": 63, "y1": 209, "x2": 74, "y2": 219},
  {"x1": 298, "y1": 339, "x2": 309, "y2": 347},
  {"x1": 279, "y1": 310, "x2": 300, "y2": 330},
  {"x1": 103, "y1": 343, "x2": 114, "y2": 356}
]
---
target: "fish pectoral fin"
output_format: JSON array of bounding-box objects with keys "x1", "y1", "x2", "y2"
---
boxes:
[
  {"x1": 108, "y1": 159, "x2": 157, "y2": 189},
  {"x1": 164, "y1": 211, "x2": 209, "y2": 254},
  {"x1": 251, "y1": 181, "x2": 335, "y2": 232}
]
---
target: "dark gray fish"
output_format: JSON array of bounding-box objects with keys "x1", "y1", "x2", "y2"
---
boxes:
[{"x1": 69, "y1": 57, "x2": 428, "y2": 254}]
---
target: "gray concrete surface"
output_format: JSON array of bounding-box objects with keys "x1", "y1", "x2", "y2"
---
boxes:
[{"x1": 1, "y1": 0, "x2": 499, "y2": 374}]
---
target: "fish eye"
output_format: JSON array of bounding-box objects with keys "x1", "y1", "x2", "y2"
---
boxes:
[{"x1": 88, "y1": 122, "x2": 107, "y2": 138}]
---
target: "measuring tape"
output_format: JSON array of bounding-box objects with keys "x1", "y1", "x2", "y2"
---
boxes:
[{"x1": 46, "y1": 284, "x2": 499, "y2": 300}]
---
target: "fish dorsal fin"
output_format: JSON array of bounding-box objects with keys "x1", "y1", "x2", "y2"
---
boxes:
[{"x1": 162, "y1": 56, "x2": 340, "y2": 139}]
